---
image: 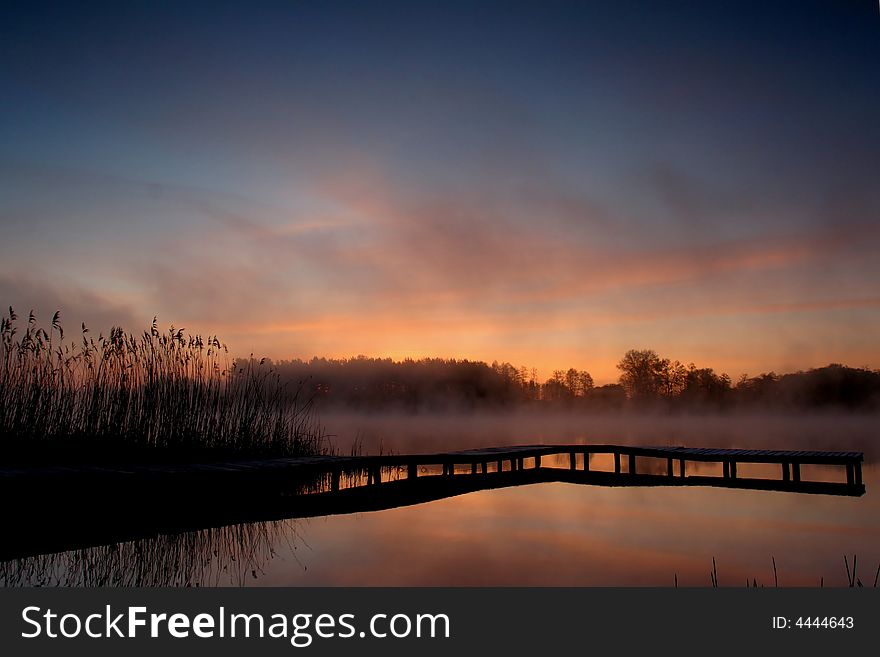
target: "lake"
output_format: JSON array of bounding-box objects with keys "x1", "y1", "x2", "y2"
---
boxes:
[{"x1": 2, "y1": 413, "x2": 878, "y2": 587}]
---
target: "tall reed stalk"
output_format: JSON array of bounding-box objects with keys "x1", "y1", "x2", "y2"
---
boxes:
[{"x1": 0, "y1": 308, "x2": 327, "y2": 463}]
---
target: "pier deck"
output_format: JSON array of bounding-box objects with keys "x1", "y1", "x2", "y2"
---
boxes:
[
  {"x1": 0, "y1": 443, "x2": 865, "y2": 561},
  {"x1": 0, "y1": 442, "x2": 864, "y2": 491}
]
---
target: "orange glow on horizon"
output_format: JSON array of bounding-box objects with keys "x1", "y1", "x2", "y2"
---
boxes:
[{"x1": 200, "y1": 294, "x2": 880, "y2": 385}]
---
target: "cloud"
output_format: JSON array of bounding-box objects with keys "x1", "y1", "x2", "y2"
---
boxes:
[
  {"x1": 2, "y1": 157, "x2": 878, "y2": 379},
  {"x1": 0, "y1": 273, "x2": 139, "y2": 332}
]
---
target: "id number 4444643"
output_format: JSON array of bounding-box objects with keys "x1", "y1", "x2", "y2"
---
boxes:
[{"x1": 772, "y1": 617, "x2": 854, "y2": 629}]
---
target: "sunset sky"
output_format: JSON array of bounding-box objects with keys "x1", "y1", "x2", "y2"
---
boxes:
[{"x1": 1, "y1": 1, "x2": 879, "y2": 383}]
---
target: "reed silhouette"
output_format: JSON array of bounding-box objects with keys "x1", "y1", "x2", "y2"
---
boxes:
[
  {"x1": 3, "y1": 306, "x2": 878, "y2": 463},
  {"x1": 0, "y1": 308, "x2": 327, "y2": 464}
]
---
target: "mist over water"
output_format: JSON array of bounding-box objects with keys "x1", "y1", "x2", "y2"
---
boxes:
[{"x1": 320, "y1": 410, "x2": 880, "y2": 460}]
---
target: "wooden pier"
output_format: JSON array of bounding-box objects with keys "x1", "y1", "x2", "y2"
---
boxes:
[
  {"x1": 0, "y1": 443, "x2": 865, "y2": 561},
  {"x1": 362, "y1": 443, "x2": 864, "y2": 486}
]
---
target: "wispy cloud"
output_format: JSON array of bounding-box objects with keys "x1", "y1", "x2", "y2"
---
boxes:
[{"x1": 1, "y1": 153, "x2": 878, "y2": 381}]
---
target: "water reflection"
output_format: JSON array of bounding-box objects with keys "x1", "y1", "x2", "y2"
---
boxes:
[
  {"x1": 254, "y1": 468, "x2": 880, "y2": 587},
  {"x1": 0, "y1": 520, "x2": 304, "y2": 587},
  {"x1": 1, "y1": 414, "x2": 876, "y2": 587}
]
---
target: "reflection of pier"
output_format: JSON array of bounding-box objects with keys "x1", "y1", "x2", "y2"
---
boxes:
[{"x1": 0, "y1": 444, "x2": 865, "y2": 561}]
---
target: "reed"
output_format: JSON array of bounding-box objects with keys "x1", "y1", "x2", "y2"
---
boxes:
[
  {"x1": 0, "y1": 519, "x2": 300, "y2": 587},
  {"x1": 0, "y1": 308, "x2": 327, "y2": 464}
]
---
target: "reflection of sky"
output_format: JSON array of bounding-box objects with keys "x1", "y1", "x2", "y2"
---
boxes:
[
  {"x1": 2, "y1": 1, "x2": 879, "y2": 382},
  {"x1": 245, "y1": 414, "x2": 879, "y2": 585},
  {"x1": 255, "y1": 472, "x2": 880, "y2": 586}
]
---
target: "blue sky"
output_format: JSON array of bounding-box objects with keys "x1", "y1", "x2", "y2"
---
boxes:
[{"x1": 1, "y1": 1, "x2": 879, "y2": 380}]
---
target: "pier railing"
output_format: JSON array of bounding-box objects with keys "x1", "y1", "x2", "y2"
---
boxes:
[{"x1": 0, "y1": 444, "x2": 865, "y2": 561}]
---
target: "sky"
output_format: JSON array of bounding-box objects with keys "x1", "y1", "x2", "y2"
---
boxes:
[{"x1": 1, "y1": 0, "x2": 879, "y2": 383}]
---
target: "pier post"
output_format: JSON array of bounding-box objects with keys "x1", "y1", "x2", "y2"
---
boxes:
[
  {"x1": 497, "y1": 460, "x2": 503, "y2": 473},
  {"x1": 730, "y1": 462, "x2": 737, "y2": 479},
  {"x1": 782, "y1": 463, "x2": 790, "y2": 482},
  {"x1": 569, "y1": 452, "x2": 576, "y2": 470},
  {"x1": 481, "y1": 461, "x2": 488, "y2": 474},
  {"x1": 471, "y1": 462, "x2": 478, "y2": 475},
  {"x1": 331, "y1": 468, "x2": 340, "y2": 491},
  {"x1": 584, "y1": 452, "x2": 590, "y2": 472},
  {"x1": 792, "y1": 463, "x2": 800, "y2": 483},
  {"x1": 667, "y1": 457, "x2": 673, "y2": 478},
  {"x1": 723, "y1": 461, "x2": 730, "y2": 479},
  {"x1": 679, "y1": 459, "x2": 685, "y2": 478},
  {"x1": 855, "y1": 462, "x2": 862, "y2": 486},
  {"x1": 407, "y1": 463, "x2": 417, "y2": 480},
  {"x1": 614, "y1": 453, "x2": 621, "y2": 474},
  {"x1": 628, "y1": 454, "x2": 637, "y2": 475},
  {"x1": 535, "y1": 454, "x2": 542, "y2": 468},
  {"x1": 846, "y1": 464, "x2": 855, "y2": 486}
]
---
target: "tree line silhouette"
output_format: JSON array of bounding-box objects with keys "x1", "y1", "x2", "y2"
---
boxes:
[{"x1": 261, "y1": 350, "x2": 880, "y2": 412}]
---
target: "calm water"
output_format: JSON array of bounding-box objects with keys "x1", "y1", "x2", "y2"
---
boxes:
[{"x1": 3, "y1": 413, "x2": 879, "y2": 587}]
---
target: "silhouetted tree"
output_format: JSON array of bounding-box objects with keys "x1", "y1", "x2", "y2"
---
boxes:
[
  {"x1": 679, "y1": 365, "x2": 732, "y2": 407},
  {"x1": 585, "y1": 383, "x2": 627, "y2": 409},
  {"x1": 248, "y1": 354, "x2": 878, "y2": 412},
  {"x1": 617, "y1": 349, "x2": 668, "y2": 400}
]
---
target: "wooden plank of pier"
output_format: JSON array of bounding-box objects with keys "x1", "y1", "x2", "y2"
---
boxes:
[
  {"x1": 0, "y1": 443, "x2": 864, "y2": 482},
  {"x1": 0, "y1": 460, "x2": 866, "y2": 563},
  {"x1": 0, "y1": 442, "x2": 866, "y2": 562}
]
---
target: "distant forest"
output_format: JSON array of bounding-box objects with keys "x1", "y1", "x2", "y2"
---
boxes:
[{"x1": 256, "y1": 350, "x2": 880, "y2": 412}]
